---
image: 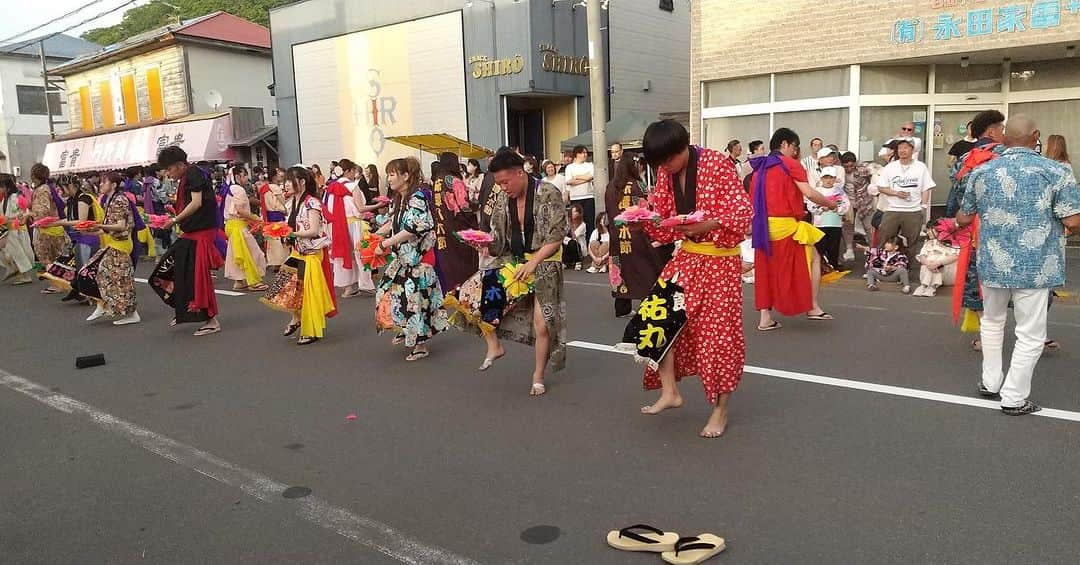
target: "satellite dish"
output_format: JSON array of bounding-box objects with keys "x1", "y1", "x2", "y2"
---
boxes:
[{"x1": 205, "y1": 90, "x2": 223, "y2": 111}]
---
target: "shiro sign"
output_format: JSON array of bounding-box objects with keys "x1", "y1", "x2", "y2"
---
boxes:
[
  {"x1": 539, "y1": 44, "x2": 589, "y2": 76},
  {"x1": 469, "y1": 54, "x2": 524, "y2": 78},
  {"x1": 893, "y1": 0, "x2": 1080, "y2": 43}
]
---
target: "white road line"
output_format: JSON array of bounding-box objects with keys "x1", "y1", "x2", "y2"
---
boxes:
[
  {"x1": 566, "y1": 340, "x2": 1080, "y2": 423},
  {"x1": 134, "y1": 278, "x2": 244, "y2": 297},
  {"x1": 564, "y1": 280, "x2": 609, "y2": 288},
  {"x1": 0, "y1": 370, "x2": 480, "y2": 565}
]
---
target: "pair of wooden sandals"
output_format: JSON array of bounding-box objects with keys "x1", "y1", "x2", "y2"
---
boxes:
[{"x1": 607, "y1": 524, "x2": 725, "y2": 564}]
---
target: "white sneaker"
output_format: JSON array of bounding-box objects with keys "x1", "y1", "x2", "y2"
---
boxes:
[
  {"x1": 86, "y1": 305, "x2": 105, "y2": 322},
  {"x1": 843, "y1": 250, "x2": 855, "y2": 261},
  {"x1": 113, "y1": 311, "x2": 141, "y2": 326},
  {"x1": 586, "y1": 266, "x2": 598, "y2": 273}
]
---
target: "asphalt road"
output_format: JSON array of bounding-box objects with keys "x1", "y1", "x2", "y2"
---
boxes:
[{"x1": 3, "y1": 263, "x2": 1080, "y2": 564}]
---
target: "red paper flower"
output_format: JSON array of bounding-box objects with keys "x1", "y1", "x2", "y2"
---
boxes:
[
  {"x1": 613, "y1": 206, "x2": 659, "y2": 225},
  {"x1": 454, "y1": 229, "x2": 494, "y2": 246},
  {"x1": 262, "y1": 222, "x2": 293, "y2": 238},
  {"x1": 146, "y1": 214, "x2": 173, "y2": 229},
  {"x1": 74, "y1": 220, "x2": 99, "y2": 231},
  {"x1": 31, "y1": 216, "x2": 60, "y2": 228},
  {"x1": 357, "y1": 233, "x2": 388, "y2": 271}
]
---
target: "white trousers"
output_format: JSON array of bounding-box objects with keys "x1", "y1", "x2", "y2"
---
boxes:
[{"x1": 980, "y1": 287, "x2": 1049, "y2": 408}]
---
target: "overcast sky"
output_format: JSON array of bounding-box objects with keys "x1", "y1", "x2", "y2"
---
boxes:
[{"x1": 0, "y1": 0, "x2": 142, "y2": 46}]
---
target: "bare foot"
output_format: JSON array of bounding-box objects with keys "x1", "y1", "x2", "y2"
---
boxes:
[
  {"x1": 699, "y1": 407, "x2": 728, "y2": 438},
  {"x1": 529, "y1": 382, "x2": 547, "y2": 396},
  {"x1": 641, "y1": 394, "x2": 683, "y2": 415}
]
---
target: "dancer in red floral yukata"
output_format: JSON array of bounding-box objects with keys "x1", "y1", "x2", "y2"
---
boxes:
[{"x1": 628, "y1": 120, "x2": 753, "y2": 438}]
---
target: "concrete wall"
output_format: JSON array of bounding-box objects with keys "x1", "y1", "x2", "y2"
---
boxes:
[
  {"x1": 0, "y1": 55, "x2": 71, "y2": 175},
  {"x1": 608, "y1": 1, "x2": 690, "y2": 116},
  {"x1": 62, "y1": 45, "x2": 189, "y2": 132},
  {"x1": 184, "y1": 44, "x2": 275, "y2": 124},
  {"x1": 691, "y1": 0, "x2": 1080, "y2": 142}
]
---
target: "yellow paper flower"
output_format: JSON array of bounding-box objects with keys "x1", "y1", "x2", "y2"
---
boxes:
[{"x1": 499, "y1": 263, "x2": 535, "y2": 299}]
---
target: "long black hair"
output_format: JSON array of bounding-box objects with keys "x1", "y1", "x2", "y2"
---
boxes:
[
  {"x1": 0, "y1": 173, "x2": 16, "y2": 213},
  {"x1": 605, "y1": 154, "x2": 643, "y2": 208},
  {"x1": 286, "y1": 166, "x2": 318, "y2": 230}
]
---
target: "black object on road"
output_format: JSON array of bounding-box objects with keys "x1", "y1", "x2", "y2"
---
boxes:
[{"x1": 75, "y1": 354, "x2": 105, "y2": 369}]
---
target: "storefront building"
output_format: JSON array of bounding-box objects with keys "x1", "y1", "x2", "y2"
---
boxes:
[
  {"x1": 694, "y1": 0, "x2": 1080, "y2": 204},
  {"x1": 269, "y1": 0, "x2": 689, "y2": 168},
  {"x1": 42, "y1": 12, "x2": 278, "y2": 174}
]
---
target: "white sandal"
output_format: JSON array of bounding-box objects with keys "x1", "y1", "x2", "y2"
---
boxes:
[{"x1": 529, "y1": 382, "x2": 547, "y2": 396}]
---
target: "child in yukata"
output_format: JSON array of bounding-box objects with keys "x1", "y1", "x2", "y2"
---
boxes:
[{"x1": 912, "y1": 221, "x2": 959, "y2": 297}]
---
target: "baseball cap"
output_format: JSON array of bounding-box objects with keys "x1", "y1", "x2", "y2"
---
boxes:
[
  {"x1": 816, "y1": 147, "x2": 835, "y2": 159},
  {"x1": 820, "y1": 166, "x2": 838, "y2": 178}
]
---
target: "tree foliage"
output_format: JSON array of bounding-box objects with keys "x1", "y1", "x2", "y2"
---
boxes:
[{"x1": 81, "y1": 0, "x2": 293, "y2": 46}]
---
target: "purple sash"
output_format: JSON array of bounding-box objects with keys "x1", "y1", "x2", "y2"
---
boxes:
[{"x1": 748, "y1": 152, "x2": 790, "y2": 256}]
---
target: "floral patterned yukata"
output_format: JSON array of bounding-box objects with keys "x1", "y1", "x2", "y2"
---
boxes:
[
  {"x1": 30, "y1": 183, "x2": 68, "y2": 265},
  {"x1": 642, "y1": 147, "x2": 753, "y2": 403},
  {"x1": 95, "y1": 193, "x2": 137, "y2": 317},
  {"x1": 375, "y1": 190, "x2": 448, "y2": 346}
]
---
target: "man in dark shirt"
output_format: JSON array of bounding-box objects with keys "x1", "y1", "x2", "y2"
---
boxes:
[
  {"x1": 947, "y1": 121, "x2": 977, "y2": 167},
  {"x1": 154, "y1": 146, "x2": 225, "y2": 335}
]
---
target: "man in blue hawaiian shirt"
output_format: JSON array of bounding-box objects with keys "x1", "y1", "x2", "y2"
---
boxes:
[{"x1": 957, "y1": 115, "x2": 1080, "y2": 415}]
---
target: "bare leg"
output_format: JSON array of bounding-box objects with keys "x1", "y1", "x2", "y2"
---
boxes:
[
  {"x1": 808, "y1": 248, "x2": 826, "y2": 316},
  {"x1": 641, "y1": 348, "x2": 683, "y2": 414},
  {"x1": 479, "y1": 331, "x2": 505, "y2": 371},
  {"x1": 529, "y1": 301, "x2": 550, "y2": 395},
  {"x1": 758, "y1": 308, "x2": 775, "y2": 329},
  {"x1": 700, "y1": 393, "x2": 730, "y2": 438}
]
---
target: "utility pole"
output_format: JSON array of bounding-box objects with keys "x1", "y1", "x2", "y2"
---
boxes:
[
  {"x1": 39, "y1": 41, "x2": 55, "y2": 139},
  {"x1": 586, "y1": 0, "x2": 608, "y2": 212}
]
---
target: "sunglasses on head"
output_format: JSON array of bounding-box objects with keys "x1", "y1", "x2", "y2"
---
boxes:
[{"x1": 901, "y1": 127, "x2": 914, "y2": 132}]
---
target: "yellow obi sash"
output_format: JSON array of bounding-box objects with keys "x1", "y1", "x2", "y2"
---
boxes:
[
  {"x1": 102, "y1": 232, "x2": 133, "y2": 255},
  {"x1": 525, "y1": 248, "x2": 563, "y2": 263},
  {"x1": 39, "y1": 225, "x2": 66, "y2": 238},
  {"x1": 681, "y1": 240, "x2": 740, "y2": 257},
  {"x1": 767, "y1": 217, "x2": 824, "y2": 272},
  {"x1": 225, "y1": 218, "x2": 263, "y2": 285}
]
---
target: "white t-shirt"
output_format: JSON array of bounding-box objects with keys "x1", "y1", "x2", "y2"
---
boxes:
[
  {"x1": 589, "y1": 229, "x2": 610, "y2": 244},
  {"x1": 873, "y1": 159, "x2": 936, "y2": 212},
  {"x1": 563, "y1": 162, "x2": 595, "y2": 201}
]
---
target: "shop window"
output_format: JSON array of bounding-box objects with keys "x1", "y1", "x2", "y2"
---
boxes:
[
  {"x1": 1009, "y1": 60, "x2": 1080, "y2": 92},
  {"x1": 935, "y1": 64, "x2": 1001, "y2": 94},
  {"x1": 860, "y1": 65, "x2": 929, "y2": 95},
  {"x1": 704, "y1": 75, "x2": 770, "y2": 108},
  {"x1": 16, "y1": 85, "x2": 62, "y2": 116},
  {"x1": 1010, "y1": 100, "x2": 1080, "y2": 158},
  {"x1": 859, "y1": 106, "x2": 927, "y2": 162},
  {"x1": 775, "y1": 67, "x2": 849, "y2": 101},
  {"x1": 773, "y1": 108, "x2": 849, "y2": 152},
  {"x1": 703, "y1": 115, "x2": 770, "y2": 152}
]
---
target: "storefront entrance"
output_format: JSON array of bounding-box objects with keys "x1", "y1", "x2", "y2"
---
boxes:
[
  {"x1": 504, "y1": 95, "x2": 577, "y2": 163},
  {"x1": 929, "y1": 106, "x2": 1001, "y2": 195}
]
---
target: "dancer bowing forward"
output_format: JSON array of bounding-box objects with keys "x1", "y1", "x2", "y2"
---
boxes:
[{"x1": 632, "y1": 120, "x2": 752, "y2": 438}]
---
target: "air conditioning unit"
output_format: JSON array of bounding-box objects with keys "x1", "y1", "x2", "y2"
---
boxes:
[{"x1": 12, "y1": 166, "x2": 21, "y2": 177}]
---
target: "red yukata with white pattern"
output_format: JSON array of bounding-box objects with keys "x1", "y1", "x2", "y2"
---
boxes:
[{"x1": 642, "y1": 147, "x2": 753, "y2": 404}]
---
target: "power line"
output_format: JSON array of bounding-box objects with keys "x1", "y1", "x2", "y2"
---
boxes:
[
  {"x1": 0, "y1": 0, "x2": 141, "y2": 55},
  {"x1": 0, "y1": 0, "x2": 111, "y2": 46}
]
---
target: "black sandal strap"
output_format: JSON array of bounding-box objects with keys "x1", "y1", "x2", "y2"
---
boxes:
[
  {"x1": 618, "y1": 524, "x2": 665, "y2": 545},
  {"x1": 674, "y1": 536, "x2": 715, "y2": 555}
]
